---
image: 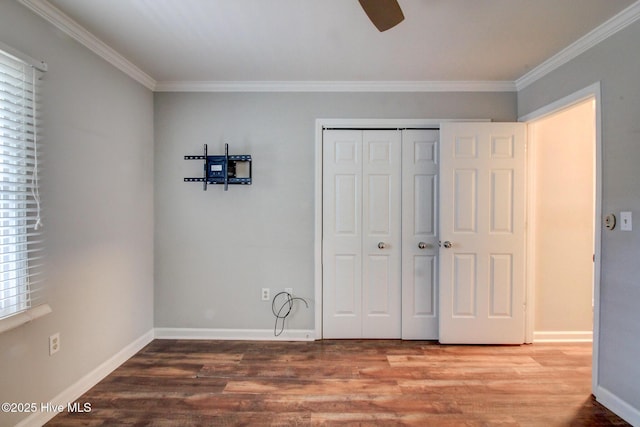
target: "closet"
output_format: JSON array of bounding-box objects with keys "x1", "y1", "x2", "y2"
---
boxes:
[{"x1": 322, "y1": 129, "x2": 438, "y2": 339}]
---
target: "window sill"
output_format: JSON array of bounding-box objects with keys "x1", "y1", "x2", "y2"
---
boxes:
[{"x1": 0, "y1": 304, "x2": 52, "y2": 334}]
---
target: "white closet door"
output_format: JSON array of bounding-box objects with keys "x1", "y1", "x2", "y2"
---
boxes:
[
  {"x1": 439, "y1": 122, "x2": 526, "y2": 344},
  {"x1": 322, "y1": 129, "x2": 401, "y2": 338},
  {"x1": 322, "y1": 130, "x2": 363, "y2": 338},
  {"x1": 402, "y1": 129, "x2": 439, "y2": 339},
  {"x1": 362, "y1": 130, "x2": 401, "y2": 338}
]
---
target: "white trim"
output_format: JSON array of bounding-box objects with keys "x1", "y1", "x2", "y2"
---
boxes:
[
  {"x1": 519, "y1": 82, "x2": 602, "y2": 122},
  {"x1": 524, "y1": 123, "x2": 537, "y2": 344},
  {"x1": 595, "y1": 385, "x2": 640, "y2": 427},
  {"x1": 154, "y1": 80, "x2": 516, "y2": 93},
  {"x1": 317, "y1": 118, "x2": 488, "y2": 130},
  {"x1": 314, "y1": 122, "x2": 324, "y2": 340},
  {"x1": 17, "y1": 0, "x2": 156, "y2": 90},
  {"x1": 516, "y1": 1, "x2": 640, "y2": 90},
  {"x1": 154, "y1": 328, "x2": 315, "y2": 341},
  {"x1": 533, "y1": 331, "x2": 593, "y2": 343},
  {"x1": 520, "y1": 81, "x2": 602, "y2": 398},
  {"x1": 15, "y1": 329, "x2": 154, "y2": 427},
  {"x1": 0, "y1": 304, "x2": 51, "y2": 334}
]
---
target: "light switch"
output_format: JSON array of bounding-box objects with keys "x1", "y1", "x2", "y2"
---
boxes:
[{"x1": 620, "y1": 211, "x2": 632, "y2": 231}]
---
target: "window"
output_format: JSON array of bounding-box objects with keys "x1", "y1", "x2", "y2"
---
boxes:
[{"x1": 0, "y1": 43, "x2": 46, "y2": 324}]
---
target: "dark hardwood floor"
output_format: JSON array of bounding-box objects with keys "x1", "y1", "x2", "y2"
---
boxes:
[{"x1": 47, "y1": 340, "x2": 629, "y2": 426}]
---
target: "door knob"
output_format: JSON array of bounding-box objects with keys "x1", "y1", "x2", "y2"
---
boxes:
[
  {"x1": 442, "y1": 241, "x2": 452, "y2": 249},
  {"x1": 418, "y1": 242, "x2": 428, "y2": 249},
  {"x1": 378, "y1": 242, "x2": 386, "y2": 249}
]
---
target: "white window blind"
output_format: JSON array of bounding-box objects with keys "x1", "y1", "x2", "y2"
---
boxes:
[{"x1": 0, "y1": 44, "x2": 45, "y2": 322}]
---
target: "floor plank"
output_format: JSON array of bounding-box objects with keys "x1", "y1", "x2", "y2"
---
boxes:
[{"x1": 46, "y1": 340, "x2": 630, "y2": 426}]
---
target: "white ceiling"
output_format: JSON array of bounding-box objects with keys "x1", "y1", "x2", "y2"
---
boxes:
[{"x1": 34, "y1": 0, "x2": 637, "y2": 89}]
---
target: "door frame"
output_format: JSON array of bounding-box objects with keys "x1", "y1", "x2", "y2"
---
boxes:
[
  {"x1": 314, "y1": 118, "x2": 486, "y2": 339},
  {"x1": 519, "y1": 82, "x2": 602, "y2": 394}
]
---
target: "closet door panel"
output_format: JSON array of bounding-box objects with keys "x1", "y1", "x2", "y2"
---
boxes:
[
  {"x1": 362, "y1": 130, "x2": 401, "y2": 338},
  {"x1": 323, "y1": 130, "x2": 363, "y2": 338},
  {"x1": 402, "y1": 129, "x2": 440, "y2": 339}
]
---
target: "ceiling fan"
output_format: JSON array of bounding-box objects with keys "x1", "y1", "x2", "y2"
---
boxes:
[{"x1": 358, "y1": 0, "x2": 405, "y2": 32}]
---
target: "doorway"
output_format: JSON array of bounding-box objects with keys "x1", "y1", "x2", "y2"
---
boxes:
[
  {"x1": 520, "y1": 82, "x2": 602, "y2": 395},
  {"x1": 528, "y1": 98, "x2": 596, "y2": 342}
]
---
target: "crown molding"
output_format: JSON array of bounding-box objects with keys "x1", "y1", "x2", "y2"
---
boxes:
[
  {"x1": 19, "y1": 0, "x2": 640, "y2": 94},
  {"x1": 516, "y1": 0, "x2": 640, "y2": 91},
  {"x1": 18, "y1": 0, "x2": 157, "y2": 90},
  {"x1": 154, "y1": 80, "x2": 517, "y2": 93}
]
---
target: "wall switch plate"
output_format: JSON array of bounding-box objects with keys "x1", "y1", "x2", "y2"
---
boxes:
[{"x1": 620, "y1": 211, "x2": 632, "y2": 231}]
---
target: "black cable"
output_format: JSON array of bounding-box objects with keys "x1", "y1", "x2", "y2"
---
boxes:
[{"x1": 272, "y1": 291, "x2": 309, "y2": 336}]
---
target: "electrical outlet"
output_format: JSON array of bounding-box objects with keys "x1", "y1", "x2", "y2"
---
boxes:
[
  {"x1": 261, "y1": 288, "x2": 270, "y2": 301},
  {"x1": 49, "y1": 333, "x2": 60, "y2": 356},
  {"x1": 285, "y1": 288, "x2": 293, "y2": 295}
]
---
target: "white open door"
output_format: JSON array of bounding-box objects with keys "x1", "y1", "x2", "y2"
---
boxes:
[{"x1": 439, "y1": 122, "x2": 526, "y2": 344}]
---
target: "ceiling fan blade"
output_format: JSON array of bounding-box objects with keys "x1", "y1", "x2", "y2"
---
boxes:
[{"x1": 358, "y1": 0, "x2": 405, "y2": 32}]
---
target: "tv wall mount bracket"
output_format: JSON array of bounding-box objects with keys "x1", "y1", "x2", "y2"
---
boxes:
[{"x1": 184, "y1": 143, "x2": 252, "y2": 191}]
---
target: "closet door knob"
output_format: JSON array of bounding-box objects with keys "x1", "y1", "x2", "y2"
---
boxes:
[
  {"x1": 418, "y1": 242, "x2": 427, "y2": 249},
  {"x1": 443, "y1": 241, "x2": 452, "y2": 249},
  {"x1": 378, "y1": 242, "x2": 386, "y2": 249}
]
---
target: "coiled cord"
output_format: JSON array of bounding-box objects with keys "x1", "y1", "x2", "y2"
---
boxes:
[{"x1": 272, "y1": 291, "x2": 309, "y2": 336}]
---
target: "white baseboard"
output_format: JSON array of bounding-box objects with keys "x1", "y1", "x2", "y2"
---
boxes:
[
  {"x1": 154, "y1": 327, "x2": 315, "y2": 341},
  {"x1": 16, "y1": 329, "x2": 154, "y2": 427},
  {"x1": 596, "y1": 385, "x2": 640, "y2": 427},
  {"x1": 533, "y1": 330, "x2": 593, "y2": 342}
]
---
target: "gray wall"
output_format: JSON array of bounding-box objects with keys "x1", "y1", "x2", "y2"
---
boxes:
[
  {"x1": 0, "y1": 2, "x2": 154, "y2": 425},
  {"x1": 154, "y1": 92, "x2": 516, "y2": 331},
  {"x1": 518, "y1": 19, "x2": 640, "y2": 413}
]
